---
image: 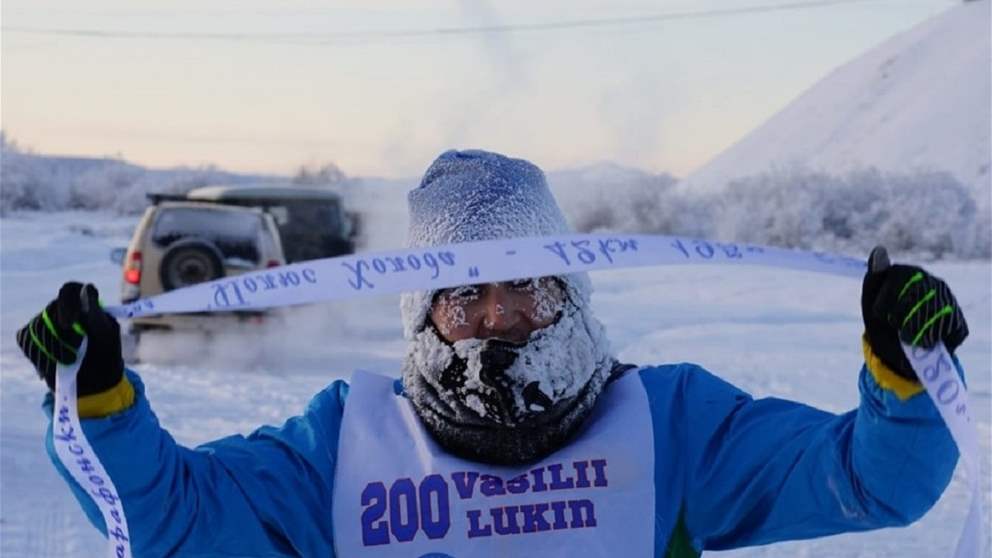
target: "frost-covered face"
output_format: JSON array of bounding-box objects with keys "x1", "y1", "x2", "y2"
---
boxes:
[
  {"x1": 403, "y1": 274, "x2": 615, "y2": 464},
  {"x1": 429, "y1": 277, "x2": 565, "y2": 344}
]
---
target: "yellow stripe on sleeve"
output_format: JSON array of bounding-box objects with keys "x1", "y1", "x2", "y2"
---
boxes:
[
  {"x1": 77, "y1": 376, "x2": 136, "y2": 418},
  {"x1": 862, "y1": 335, "x2": 925, "y2": 401}
]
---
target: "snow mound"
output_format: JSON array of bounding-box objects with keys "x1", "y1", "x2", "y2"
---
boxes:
[{"x1": 680, "y1": 0, "x2": 991, "y2": 196}]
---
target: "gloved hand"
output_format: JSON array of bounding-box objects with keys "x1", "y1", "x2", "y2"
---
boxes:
[
  {"x1": 861, "y1": 246, "x2": 969, "y2": 380},
  {"x1": 15, "y1": 282, "x2": 124, "y2": 396}
]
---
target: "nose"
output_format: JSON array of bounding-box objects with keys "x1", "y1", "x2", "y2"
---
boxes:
[{"x1": 478, "y1": 285, "x2": 524, "y2": 340}]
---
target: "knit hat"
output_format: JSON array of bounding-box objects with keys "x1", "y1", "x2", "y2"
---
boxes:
[{"x1": 400, "y1": 149, "x2": 593, "y2": 339}]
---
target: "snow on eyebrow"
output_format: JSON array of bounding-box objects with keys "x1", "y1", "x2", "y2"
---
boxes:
[{"x1": 528, "y1": 278, "x2": 565, "y2": 321}]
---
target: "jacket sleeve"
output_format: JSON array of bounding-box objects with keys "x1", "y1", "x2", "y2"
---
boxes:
[
  {"x1": 44, "y1": 370, "x2": 349, "y2": 557},
  {"x1": 675, "y1": 355, "x2": 960, "y2": 551}
]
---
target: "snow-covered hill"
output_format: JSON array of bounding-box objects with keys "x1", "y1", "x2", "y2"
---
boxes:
[{"x1": 680, "y1": 0, "x2": 991, "y2": 196}]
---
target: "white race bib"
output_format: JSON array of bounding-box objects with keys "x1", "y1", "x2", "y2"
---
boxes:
[{"x1": 332, "y1": 371, "x2": 655, "y2": 557}]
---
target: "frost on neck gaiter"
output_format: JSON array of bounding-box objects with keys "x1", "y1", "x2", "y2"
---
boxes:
[{"x1": 405, "y1": 299, "x2": 611, "y2": 426}]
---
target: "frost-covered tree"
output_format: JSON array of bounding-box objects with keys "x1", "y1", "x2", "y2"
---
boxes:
[
  {"x1": 0, "y1": 139, "x2": 280, "y2": 215},
  {"x1": 708, "y1": 167, "x2": 987, "y2": 259},
  {"x1": 293, "y1": 162, "x2": 347, "y2": 186},
  {"x1": 550, "y1": 163, "x2": 988, "y2": 260}
]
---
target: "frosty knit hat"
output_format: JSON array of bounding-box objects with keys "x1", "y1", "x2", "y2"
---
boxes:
[{"x1": 400, "y1": 149, "x2": 592, "y2": 339}]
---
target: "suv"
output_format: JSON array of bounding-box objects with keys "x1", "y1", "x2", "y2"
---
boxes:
[
  {"x1": 117, "y1": 199, "x2": 286, "y2": 343},
  {"x1": 185, "y1": 185, "x2": 359, "y2": 263}
]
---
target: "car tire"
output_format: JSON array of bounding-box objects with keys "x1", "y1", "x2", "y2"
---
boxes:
[{"x1": 159, "y1": 238, "x2": 224, "y2": 291}]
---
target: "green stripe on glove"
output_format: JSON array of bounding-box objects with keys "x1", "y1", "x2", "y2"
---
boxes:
[
  {"x1": 15, "y1": 282, "x2": 124, "y2": 397},
  {"x1": 861, "y1": 246, "x2": 969, "y2": 380}
]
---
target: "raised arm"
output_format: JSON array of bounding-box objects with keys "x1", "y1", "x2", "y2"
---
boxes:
[
  {"x1": 671, "y1": 358, "x2": 959, "y2": 551},
  {"x1": 674, "y1": 249, "x2": 969, "y2": 551},
  {"x1": 19, "y1": 282, "x2": 348, "y2": 556}
]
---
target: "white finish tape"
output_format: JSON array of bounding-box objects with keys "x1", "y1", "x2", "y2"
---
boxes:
[
  {"x1": 52, "y1": 234, "x2": 979, "y2": 557},
  {"x1": 105, "y1": 233, "x2": 867, "y2": 319},
  {"x1": 903, "y1": 343, "x2": 985, "y2": 558},
  {"x1": 54, "y1": 338, "x2": 132, "y2": 558}
]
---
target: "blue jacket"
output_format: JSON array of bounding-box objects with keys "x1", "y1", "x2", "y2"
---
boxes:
[{"x1": 44, "y1": 362, "x2": 958, "y2": 557}]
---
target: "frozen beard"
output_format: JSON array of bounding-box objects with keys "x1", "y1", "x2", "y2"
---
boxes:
[{"x1": 402, "y1": 297, "x2": 615, "y2": 465}]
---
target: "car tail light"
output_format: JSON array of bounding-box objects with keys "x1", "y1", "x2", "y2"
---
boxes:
[
  {"x1": 124, "y1": 251, "x2": 142, "y2": 284},
  {"x1": 267, "y1": 260, "x2": 281, "y2": 268}
]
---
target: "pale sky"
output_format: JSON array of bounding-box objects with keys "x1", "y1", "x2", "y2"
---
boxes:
[{"x1": 1, "y1": 0, "x2": 955, "y2": 178}]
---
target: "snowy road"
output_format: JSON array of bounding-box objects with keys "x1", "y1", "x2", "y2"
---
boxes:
[{"x1": 1, "y1": 211, "x2": 989, "y2": 557}]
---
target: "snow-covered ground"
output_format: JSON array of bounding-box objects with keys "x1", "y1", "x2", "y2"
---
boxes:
[{"x1": 1, "y1": 210, "x2": 989, "y2": 557}]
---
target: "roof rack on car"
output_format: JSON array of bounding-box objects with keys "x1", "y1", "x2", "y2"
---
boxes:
[
  {"x1": 144, "y1": 193, "x2": 275, "y2": 216},
  {"x1": 187, "y1": 185, "x2": 343, "y2": 203},
  {"x1": 147, "y1": 193, "x2": 191, "y2": 205}
]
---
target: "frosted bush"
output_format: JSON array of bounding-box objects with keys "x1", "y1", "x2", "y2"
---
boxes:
[
  {"x1": 549, "y1": 163, "x2": 987, "y2": 260},
  {"x1": 0, "y1": 139, "x2": 279, "y2": 215},
  {"x1": 710, "y1": 167, "x2": 987, "y2": 259},
  {"x1": 548, "y1": 165, "x2": 695, "y2": 235}
]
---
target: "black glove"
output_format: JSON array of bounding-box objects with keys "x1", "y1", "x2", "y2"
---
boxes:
[
  {"x1": 15, "y1": 282, "x2": 124, "y2": 396},
  {"x1": 861, "y1": 246, "x2": 968, "y2": 380}
]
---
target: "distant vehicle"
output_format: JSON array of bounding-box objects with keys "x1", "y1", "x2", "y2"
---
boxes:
[
  {"x1": 184, "y1": 185, "x2": 359, "y2": 264},
  {"x1": 115, "y1": 199, "x2": 286, "y2": 358}
]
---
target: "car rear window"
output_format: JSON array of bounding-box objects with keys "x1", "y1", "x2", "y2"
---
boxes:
[
  {"x1": 152, "y1": 207, "x2": 266, "y2": 263},
  {"x1": 277, "y1": 201, "x2": 348, "y2": 262}
]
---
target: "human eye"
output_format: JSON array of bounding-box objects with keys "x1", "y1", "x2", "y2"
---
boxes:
[
  {"x1": 446, "y1": 285, "x2": 480, "y2": 300},
  {"x1": 508, "y1": 278, "x2": 535, "y2": 291}
]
